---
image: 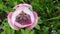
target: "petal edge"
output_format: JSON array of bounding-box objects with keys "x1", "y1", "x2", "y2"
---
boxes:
[
  {"x1": 8, "y1": 12, "x2": 20, "y2": 30},
  {"x1": 26, "y1": 12, "x2": 38, "y2": 30}
]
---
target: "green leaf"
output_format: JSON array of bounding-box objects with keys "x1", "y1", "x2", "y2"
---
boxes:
[
  {"x1": 38, "y1": 17, "x2": 43, "y2": 24},
  {"x1": 29, "y1": 30, "x2": 34, "y2": 34},
  {"x1": 21, "y1": 29, "x2": 25, "y2": 34},
  {"x1": 1, "y1": 31, "x2": 5, "y2": 34},
  {"x1": 1, "y1": 20, "x2": 14, "y2": 34},
  {"x1": 24, "y1": 29, "x2": 30, "y2": 34},
  {"x1": 21, "y1": 29, "x2": 30, "y2": 34},
  {"x1": 57, "y1": 30, "x2": 60, "y2": 34},
  {"x1": 40, "y1": 26, "x2": 49, "y2": 34},
  {"x1": 35, "y1": 25, "x2": 40, "y2": 30}
]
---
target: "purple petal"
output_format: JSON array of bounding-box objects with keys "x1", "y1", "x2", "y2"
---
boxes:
[
  {"x1": 26, "y1": 12, "x2": 38, "y2": 30},
  {"x1": 8, "y1": 12, "x2": 20, "y2": 30}
]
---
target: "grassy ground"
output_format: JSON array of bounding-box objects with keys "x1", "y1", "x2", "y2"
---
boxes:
[{"x1": 0, "y1": 0, "x2": 60, "y2": 34}]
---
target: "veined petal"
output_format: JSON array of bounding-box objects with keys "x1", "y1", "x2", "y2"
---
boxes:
[
  {"x1": 19, "y1": 3, "x2": 32, "y2": 8},
  {"x1": 13, "y1": 4, "x2": 32, "y2": 10},
  {"x1": 26, "y1": 12, "x2": 38, "y2": 30},
  {"x1": 12, "y1": 8, "x2": 35, "y2": 28},
  {"x1": 8, "y1": 12, "x2": 20, "y2": 30},
  {"x1": 14, "y1": 22, "x2": 30, "y2": 28},
  {"x1": 23, "y1": 8, "x2": 34, "y2": 24},
  {"x1": 11, "y1": 9, "x2": 22, "y2": 25},
  {"x1": 11, "y1": 9, "x2": 29, "y2": 28},
  {"x1": 14, "y1": 18, "x2": 32, "y2": 28}
]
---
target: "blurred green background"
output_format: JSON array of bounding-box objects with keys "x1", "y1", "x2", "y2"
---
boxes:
[{"x1": 0, "y1": 0, "x2": 60, "y2": 34}]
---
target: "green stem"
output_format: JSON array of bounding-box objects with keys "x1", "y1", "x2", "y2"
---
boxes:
[{"x1": 46, "y1": 16, "x2": 60, "y2": 21}]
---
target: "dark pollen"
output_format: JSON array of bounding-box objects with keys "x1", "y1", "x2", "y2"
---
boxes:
[{"x1": 16, "y1": 11, "x2": 30, "y2": 23}]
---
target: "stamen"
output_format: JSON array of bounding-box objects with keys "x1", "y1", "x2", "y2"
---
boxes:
[{"x1": 16, "y1": 11, "x2": 31, "y2": 25}]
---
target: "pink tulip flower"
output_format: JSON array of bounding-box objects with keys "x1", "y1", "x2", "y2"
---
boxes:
[{"x1": 8, "y1": 3, "x2": 38, "y2": 30}]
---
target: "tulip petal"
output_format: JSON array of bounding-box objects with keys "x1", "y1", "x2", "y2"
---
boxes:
[
  {"x1": 13, "y1": 3, "x2": 32, "y2": 10},
  {"x1": 23, "y1": 8, "x2": 34, "y2": 24},
  {"x1": 8, "y1": 12, "x2": 20, "y2": 30},
  {"x1": 14, "y1": 18, "x2": 32, "y2": 28},
  {"x1": 11, "y1": 10, "x2": 22, "y2": 25},
  {"x1": 14, "y1": 20, "x2": 32, "y2": 28},
  {"x1": 19, "y1": 3, "x2": 32, "y2": 8},
  {"x1": 26, "y1": 12, "x2": 38, "y2": 30},
  {"x1": 12, "y1": 8, "x2": 34, "y2": 28}
]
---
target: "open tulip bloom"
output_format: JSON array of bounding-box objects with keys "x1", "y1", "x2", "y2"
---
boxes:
[{"x1": 8, "y1": 3, "x2": 38, "y2": 30}]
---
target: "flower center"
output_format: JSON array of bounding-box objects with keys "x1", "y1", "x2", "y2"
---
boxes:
[{"x1": 16, "y1": 11, "x2": 31, "y2": 25}]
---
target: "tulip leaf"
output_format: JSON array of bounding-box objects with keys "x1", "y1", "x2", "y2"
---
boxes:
[
  {"x1": 1, "y1": 21, "x2": 14, "y2": 34},
  {"x1": 21, "y1": 29, "x2": 25, "y2": 34},
  {"x1": 35, "y1": 25, "x2": 40, "y2": 30},
  {"x1": 24, "y1": 29, "x2": 30, "y2": 34},
  {"x1": 29, "y1": 30, "x2": 34, "y2": 34},
  {"x1": 39, "y1": 26, "x2": 49, "y2": 34},
  {"x1": 21, "y1": 29, "x2": 30, "y2": 34},
  {"x1": 38, "y1": 17, "x2": 43, "y2": 24},
  {"x1": 1, "y1": 31, "x2": 5, "y2": 34}
]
